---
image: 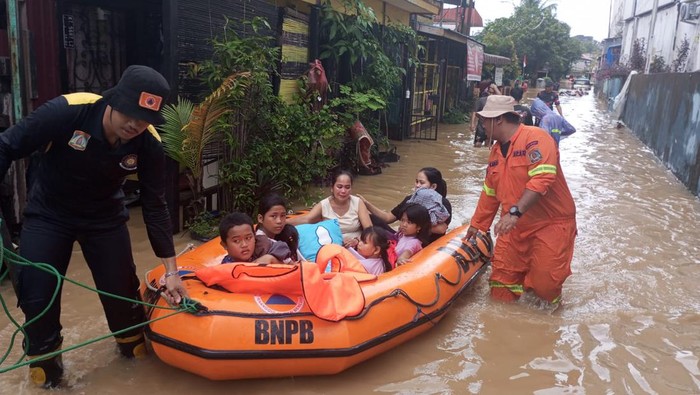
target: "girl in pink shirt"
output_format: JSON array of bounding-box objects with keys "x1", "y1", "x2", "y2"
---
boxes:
[
  {"x1": 395, "y1": 204, "x2": 431, "y2": 266},
  {"x1": 351, "y1": 227, "x2": 392, "y2": 275}
]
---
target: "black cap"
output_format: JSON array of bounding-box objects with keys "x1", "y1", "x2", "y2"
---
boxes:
[{"x1": 102, "y1": 65, "x2": 170, "y2": 125}]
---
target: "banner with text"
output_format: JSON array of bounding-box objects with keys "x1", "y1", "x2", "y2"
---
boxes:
[{"x1": 466, "y1": 40, "x2": 484, "y2": 82}]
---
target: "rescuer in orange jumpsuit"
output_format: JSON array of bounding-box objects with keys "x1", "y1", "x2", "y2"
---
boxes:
[{"x1": 463, "y1": 95, "x2": 576, "y2": 305}]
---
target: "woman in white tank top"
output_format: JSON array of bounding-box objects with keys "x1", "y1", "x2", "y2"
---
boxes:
[{"x1": 287, "y1": 170, "x2": 371, "y2": 248}]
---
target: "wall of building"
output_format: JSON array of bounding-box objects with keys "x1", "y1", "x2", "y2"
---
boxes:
[
  {"x1": 620, "y1": 0, "x2": 700, "y2": 72},
  {"x1": 647, "y1": 6, "x2": 679, "y2": 63},
  {"x1": 620, "y1": 71, "x2": 700, "y2": 196},
  {"x1": 364, "y1": 0, "x2": 411, "y2": 25}
]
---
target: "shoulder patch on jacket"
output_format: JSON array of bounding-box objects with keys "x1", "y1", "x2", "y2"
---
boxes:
[
  {"x1": 528, "y1": 148, "x2": 543, "y2": 164},
  {"x1": 62, "y1": 92, "x2": 102, "y2": 105},
  {"x1": 147, "y1": 125, "x2": 162, "y2": 142}
]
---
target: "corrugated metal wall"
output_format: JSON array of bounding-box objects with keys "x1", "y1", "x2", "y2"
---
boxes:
[
  {"x1": 175, "y1": 0, "x2": 279, "y2": 99},
  {"x1": 621, "y1": 72, "x2": 700, "y2": 196}
]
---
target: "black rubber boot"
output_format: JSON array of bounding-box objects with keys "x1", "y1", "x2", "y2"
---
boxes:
[
  {"x1": 116, "y1": 333, "x2": 147, "y2": 359},
  {"x1": 28, "y1": 353, "x2": 64, "y2": 388}
]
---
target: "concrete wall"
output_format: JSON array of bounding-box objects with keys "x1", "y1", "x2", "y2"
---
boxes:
[{"x1": 621, "y1": 72, "x2": 700, "y2": 195}]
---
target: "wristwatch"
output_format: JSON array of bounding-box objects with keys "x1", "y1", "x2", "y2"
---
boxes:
[{"x1": 509, "y1": 205, "x2": 523, "y2": 218}]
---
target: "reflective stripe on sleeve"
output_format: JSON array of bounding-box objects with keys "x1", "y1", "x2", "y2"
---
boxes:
[
  {"x1": 482, "y1": 183, "x2": 496, "y2": 197},
  {"x1": 551, "y1": 128, "x2": 561, "y2": 135},
  {"x1": 528, "y1": 164, "x2": 557, "y2": 177}
]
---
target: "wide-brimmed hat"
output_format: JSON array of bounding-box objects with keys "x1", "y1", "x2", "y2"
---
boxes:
[
  {"x1": 102, "y1": 65, "x2": 170, "y2": 125},
  {"x1": 476, "y1": 95, "x2": 519, "y2": 118}
]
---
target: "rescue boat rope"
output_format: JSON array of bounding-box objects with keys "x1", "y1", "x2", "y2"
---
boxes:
[{"x1": 0, "y1": 239, "x2": 201, "y2": 374}]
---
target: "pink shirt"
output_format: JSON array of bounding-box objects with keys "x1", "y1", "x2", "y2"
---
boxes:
[
  {"x1": 395, "y1": 234, "x2": 422, "y2": 257},
  {"x1": 349, "y1": 247, "x2": 386, "y2": 275}
]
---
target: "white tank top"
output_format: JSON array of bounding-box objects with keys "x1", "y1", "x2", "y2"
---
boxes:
[{"x1": 320, "y1": 195, "x2": 362, "y2": 239}]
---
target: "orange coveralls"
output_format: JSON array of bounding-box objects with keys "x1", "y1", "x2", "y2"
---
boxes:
[{"x1": 470, "y1": 124, "x2": 576, "y2": 303}]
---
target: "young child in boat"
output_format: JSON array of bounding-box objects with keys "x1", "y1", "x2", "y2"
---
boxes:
[
  {"x1": 219, "y1": 212, "x2": 294, "y2": 264},
  {"x1": 256, "y1": 193, "x2": 299, "y2": 263},
  {"x1": 395, "y1": 204, "x2": 431, "y2": 266},
  {"x1": 348, "y1": 226, "x2": 393, "y2": 275}
]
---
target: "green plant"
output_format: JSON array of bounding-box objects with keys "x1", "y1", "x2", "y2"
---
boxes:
[
  {"x1": 443, "y1": 109, "x2": 469, "y2": 124},
  {"x1": 649, "y1": 55, "x2": 669, "y2": 73},
  {"x1": 318, "y1": 0, "x2": 407, "y2": 104},
  {"x1": 159, "y1": 73, "x2": 252, "y2": 219},
  {"x1": 672, "y1": 36, "x2": 690, "y2": 72},
  {"x1": 192, "y1": 17, "x2": 279, "y2": 91},
  {"x1": 219, "y1": 103, "x2": 345, "y2": 214},
  {"x1": 328, "y1": 85, "x2": 386, "y2": 127},
  {"x1": 186, "y1": 211, "x2": 220, "y2": 241},
  {"x1": 628, "y1": 38, "x2": 646, "y2": 71}
]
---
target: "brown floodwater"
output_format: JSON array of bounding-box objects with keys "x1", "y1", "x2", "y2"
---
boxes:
[{"x1": 2, "y1": 92, "x2": 700, "y2": 394}]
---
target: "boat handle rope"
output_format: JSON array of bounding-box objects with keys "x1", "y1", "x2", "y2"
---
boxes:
[{"x1": 348, "y1": 251, "x2": 478, "y2": 321}]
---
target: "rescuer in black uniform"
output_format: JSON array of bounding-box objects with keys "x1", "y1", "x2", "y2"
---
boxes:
[{"x1": 0, "y1": 65, "x2": 188, "y2": 388}]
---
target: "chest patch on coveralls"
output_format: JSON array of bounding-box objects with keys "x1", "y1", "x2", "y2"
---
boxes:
[
  {"x1": 68, "y1": 130, "x2": 91, "y2": 151},
  {"x1": 119, "y1": 154, "x2": 138, "y2": 171}
]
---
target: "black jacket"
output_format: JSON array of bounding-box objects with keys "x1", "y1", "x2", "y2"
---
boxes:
[{"x1": 0, "y1": 93, "x2": 175, "y2": 257}]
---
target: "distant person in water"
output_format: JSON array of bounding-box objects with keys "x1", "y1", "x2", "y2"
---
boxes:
[
  {"x1": 536, "y1": 78, "x2": 562, "y2": 117},
  {"x1": 530, "y1": 98, "x2": 576, "y2": 146}
]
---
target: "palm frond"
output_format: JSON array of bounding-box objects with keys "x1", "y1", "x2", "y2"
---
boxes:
[
  {"x1": 179, "y1": 72, "x2": 254, "y2": 192},
  {"x1": 159, "y1": 98, "x2": 194, "y2": 166}
]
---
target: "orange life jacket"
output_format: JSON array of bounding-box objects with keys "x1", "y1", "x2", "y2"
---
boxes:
[{"x1": 195, "y1": 249, "x2": 375, "y2": 321}]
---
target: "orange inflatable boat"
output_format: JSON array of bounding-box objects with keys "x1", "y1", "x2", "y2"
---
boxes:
[{"x1": 141, "y1": 225, "x2": 492, "y2": 380}]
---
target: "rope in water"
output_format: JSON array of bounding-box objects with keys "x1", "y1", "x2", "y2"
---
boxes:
[{"x1": 0, "y1": 238, "x2": 200, "y2": 373}]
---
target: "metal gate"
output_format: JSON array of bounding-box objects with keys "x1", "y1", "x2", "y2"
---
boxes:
[
  {"x1": 60, "y1": 4, "x2": 127, "y2": 93},
  {"x1": 408, "y1": 38, "x2": 439, "y2": 140},
  {"x1": 59, "y1": 2, "x2": 163, "y2": 94}
]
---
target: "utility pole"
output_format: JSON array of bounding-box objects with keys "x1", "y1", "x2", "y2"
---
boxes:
[
  {"x1": 458, "y1": 0, "x2": 466, "y2": 34},
  {"x1": 465, "y1": 0, "x2": 474, "y2": 36}
]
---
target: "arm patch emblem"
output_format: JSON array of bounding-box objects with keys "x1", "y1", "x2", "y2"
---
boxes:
[{"x1": 528, "y1": 148, "x2": 542, "y2": 164}]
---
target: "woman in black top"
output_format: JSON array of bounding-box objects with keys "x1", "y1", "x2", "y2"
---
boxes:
[{"x1": 359, "y1": 167, "x2": 452, "y2": 244}]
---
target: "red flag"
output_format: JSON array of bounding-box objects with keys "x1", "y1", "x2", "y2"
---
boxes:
[{"x1": 523, "y1": 55, "x2": 527, "y2": 68}]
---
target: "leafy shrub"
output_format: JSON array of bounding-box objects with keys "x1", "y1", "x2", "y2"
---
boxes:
[
  {"x1": 219, "y1": 102, "x2": 345, "y2": 214},
  {"x1": 649, "y1": 55, "x2": 669, "y2": 73},
  {"x1": 672, "y1": 36, "x2": 690, "y2": 72},
  {"x1": 443, "y1": 109, "x2": 469, "y2": 124},
  {"x1": 628, "y1": 38, "x2": 646, "y2": 71}
]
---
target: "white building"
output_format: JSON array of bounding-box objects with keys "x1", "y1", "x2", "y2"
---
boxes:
[
  {"x1": 613, "y1": 0, "x2": 700, "y2": 72},
  {"x1": 570, "y1": 54, "x2": 595, "y2": 77}
]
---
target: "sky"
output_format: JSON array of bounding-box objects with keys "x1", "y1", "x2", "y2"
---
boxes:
[{"x1": 469, "y1": 0, "x2": 612, "y2": 41}]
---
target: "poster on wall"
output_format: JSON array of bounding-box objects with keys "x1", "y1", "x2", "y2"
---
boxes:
[
  {"x1": 495, "y1": 67, "x2": 503, "y2": 85},
  {"x1": 465, "y1": 40, "x2": 484, "y2": 82}
]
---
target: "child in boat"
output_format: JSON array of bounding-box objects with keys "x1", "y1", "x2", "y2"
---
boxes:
[
  {"x1": 219, "y1": 212, "x2": 294, "y2": 264},
  {"x1": 405, "y1": 187, "x2": 450, "y2": 226},
  {"x1": 256, "y1": 193, "x2": 299, "y2": 263},
  {"x1": 349, "y1": 226, "x2": 393, "y2": 275},
  {"x1": 395, "y1": 204, "x2": 431, "y2": 266}
]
